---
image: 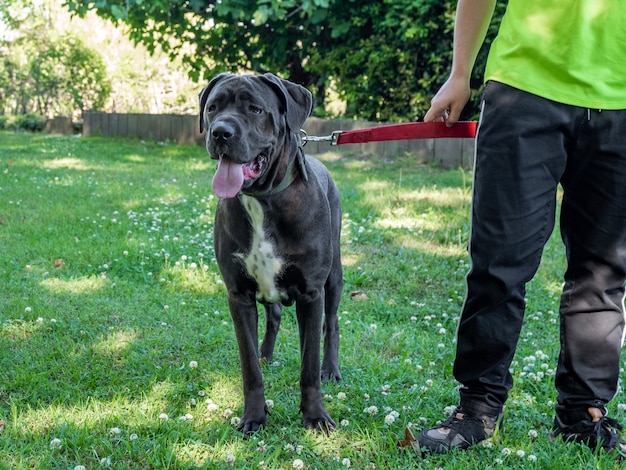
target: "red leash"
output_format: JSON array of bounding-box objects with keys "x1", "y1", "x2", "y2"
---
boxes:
[{"x1": 302, "y1": 121, "x2": 477, "y2": 146}]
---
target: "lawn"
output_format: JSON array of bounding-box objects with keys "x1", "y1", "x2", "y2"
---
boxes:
[{"x1": 0, "y1": 131, "x2": 623, "y2": 469}]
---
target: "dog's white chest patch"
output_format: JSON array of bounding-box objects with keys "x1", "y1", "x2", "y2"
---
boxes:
[{"x1": 239, "y1": 195, "x2": 284, "y2": 303}]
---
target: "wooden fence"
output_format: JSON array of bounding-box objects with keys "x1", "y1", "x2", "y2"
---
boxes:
[{"x1": 79, "y1": 112, "x2": 475, "y2": 169}]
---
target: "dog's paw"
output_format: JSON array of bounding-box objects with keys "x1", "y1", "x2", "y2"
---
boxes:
[
  {"x1": 236, "y1": 418, "x2": 267, "y2": 435},
  {"x1": 303, "y1": 415, "x2": 336, "y2": 435},
  {"x1": 320, "y1": 368, "x2": 342, "y2": 382},
  {"x1": 237, "y1": 403, "x2": 270, "y2": 435}
]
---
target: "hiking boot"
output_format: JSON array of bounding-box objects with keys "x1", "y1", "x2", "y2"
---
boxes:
[
  {"x1": 417, "y1": 406, "x2": 502, "y2": 454},
  {"x1": 551, "y1": 407, "x2": 626, "y2": 458}
]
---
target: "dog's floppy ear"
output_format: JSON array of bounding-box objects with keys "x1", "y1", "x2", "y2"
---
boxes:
[
  {"x1": 199, "y1": 73, "x2": 232, "y2": 133},
  {"x1": 258, "y1": 73, "x2": 313, "y2": 133}
]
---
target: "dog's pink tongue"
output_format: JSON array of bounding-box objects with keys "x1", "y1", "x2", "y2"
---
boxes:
[{"x1": 212, "y1": 159, "x2": 244, "y2": 198}]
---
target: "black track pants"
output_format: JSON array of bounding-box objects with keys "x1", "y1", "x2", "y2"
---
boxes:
[{"x1": 454, "y1": 81, "x2": 626, "y2": 418}]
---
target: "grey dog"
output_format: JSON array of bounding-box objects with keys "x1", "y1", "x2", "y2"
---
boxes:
[{"x1": 199, "y1": 73, "x2": 343, "y2": 434}]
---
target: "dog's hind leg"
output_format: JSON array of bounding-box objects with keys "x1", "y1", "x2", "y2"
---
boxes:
[
  {"x1": 259, "y1": 302, "x2": 282, "y2": 364},
  {"x1": 321, "y1": 258, "x2": 343, "y2": 382}
]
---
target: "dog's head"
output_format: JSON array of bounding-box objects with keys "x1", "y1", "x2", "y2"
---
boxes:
[{"x1": 199, "y1": 73, "x2": 312, "y2": 198}]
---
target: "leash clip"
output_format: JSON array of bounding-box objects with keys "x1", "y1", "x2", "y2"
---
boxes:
[{"x1": 300, "y1": 129, "x2": 343, "y2": 146}]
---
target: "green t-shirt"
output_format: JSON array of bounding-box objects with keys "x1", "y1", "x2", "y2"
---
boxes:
[{"x1": 485, "y1": 0, "x2": 626, "y2": 109}]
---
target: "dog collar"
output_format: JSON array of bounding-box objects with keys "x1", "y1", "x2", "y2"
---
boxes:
[{"x1": 241, "y1": 143, "x2": 308, "y2": 198}]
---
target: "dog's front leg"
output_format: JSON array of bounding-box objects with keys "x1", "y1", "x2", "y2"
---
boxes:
[
  {"x1": 296, "y1": 291, "x2": 336, "y2": 433},
  {"x1": 229, "y1": 292, "x2": 268, "y2": 434}
]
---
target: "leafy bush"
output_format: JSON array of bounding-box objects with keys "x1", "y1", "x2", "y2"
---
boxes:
[
  {"x1": 0, "y1": 31, "x2": 110, "y2": 119},
  {"x1": 2, "y1": 113, "x2": 47, "y2": 132}
]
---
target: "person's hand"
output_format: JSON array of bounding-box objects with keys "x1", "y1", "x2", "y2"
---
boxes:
[{"x1": 423, "y1": 76, "x2": 471, "y2": 126}]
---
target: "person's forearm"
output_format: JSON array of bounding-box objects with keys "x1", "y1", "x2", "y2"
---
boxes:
[{"x1": 450, "y1": 0, "x2": 497, "y2": 81}]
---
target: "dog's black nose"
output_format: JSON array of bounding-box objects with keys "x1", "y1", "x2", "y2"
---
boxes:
[{"x1": 212, "y1": 122, "x2": 235, "y2": 142}]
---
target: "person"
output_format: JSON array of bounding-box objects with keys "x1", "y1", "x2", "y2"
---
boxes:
[{"x1": 417, "y1": 0, "x2": 626, "y2": 457}]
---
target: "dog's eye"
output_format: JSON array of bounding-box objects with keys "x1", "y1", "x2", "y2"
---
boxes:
[
  {"x1": 249, "y1": 105, "x2": 263, "y2": 115},
  {"x1": 207, "y1": 104, "x2": 216, "y2": 113}
]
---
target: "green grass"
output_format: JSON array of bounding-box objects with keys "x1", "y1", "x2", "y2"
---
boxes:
[{"x1": 0, "y1": 131, "x2": 623, "y2": 469}]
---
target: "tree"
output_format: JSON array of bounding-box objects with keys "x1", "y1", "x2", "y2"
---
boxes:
[
  {"x1": 63, "y1": 0, "x2": 506, "y2": 122},
  {"x1": 0, "y1": 1, "x2": 111, "y2": 118},
  {"x1": 39, "y1": 34, "x2": 111, "y2": 116}
]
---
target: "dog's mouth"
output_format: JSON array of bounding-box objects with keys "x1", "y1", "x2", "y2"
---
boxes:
[
  {"x1": 242, "y1": 152, "x2": 268, "y2": 180},
  {"x1": 212, "y1": 151, "x2": 268, "y2": 199}
]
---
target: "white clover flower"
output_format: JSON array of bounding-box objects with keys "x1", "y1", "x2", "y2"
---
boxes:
[
  {"x1": 516, "y1": 449, "x2": 525, "y2": 458},
  {"x1": 223, "y1": 408, "x2": 233, "y2": 419},
  {"x1": 109, "y1": 427, "x2": 122, "y2": 437},
  {"x1": 340, "y1": 419, "x2": 350, "y2": 427},
  {"x1": 284, "y1": 443, "x2": 295, "y2": 452},
  {"x1": 189, "y1": 360, "x2": 198, "y2": 369},
  {"x1": 226, "y1": 454, "x2": 235, "y2": 466},
  {"x1": 337, "y1": 392, "x2": 347, "y2": 400},
  {"x1": 25, "y1": 307, "x2": 32, "y2": 313},
  {"x1": 384, "y1": 414, "x2": 396, "y2": 425},
  {"x1": 292, "y1": 459, "x2": 304, "y2": 469},
  {"x1": 618, "y1": 403, "x2": 626, "y2": 412},
  {"x1": 438, "y1": 328, "x2": 447, "y2": 335},
  {"x1": 528, "y1": 454, "x2": 537, "y2": 462},
  {"x1": 364, "y1": 406, "x2": 379, "y2": 416},
  {"x1": 74, "y1": 466, "x2": 87, "y2": 470},
  {"x1": 50, "y1": 438, "x2": 62, "y2": 449},
  {"x1": 159, "y1": 413, "x2": 169, "y2": 421},
  {"x1": 502, "y1": 447, "x2": 512, "y2": 456},
  {"x1": 265, "y1": 399, "x2": 274, "y2": 409},
  {"x1": 207, "y1": 402, "x2": 218, "y2": 412},
  {"x1": 231, "y1": 417, "x2": 241, "y2": 426},
  {"x1": 342, "y1": 458, "x2": 351, "y2": 467},
  {"x1": 528, "y1": 429, "x2": 538, "y2": 439},
  {"x1": 129, "y1": 433, "x2": 138, "y2": 441},
  {"x1": 381, "y1": 384, "x2": 391, "y2": 395}
]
